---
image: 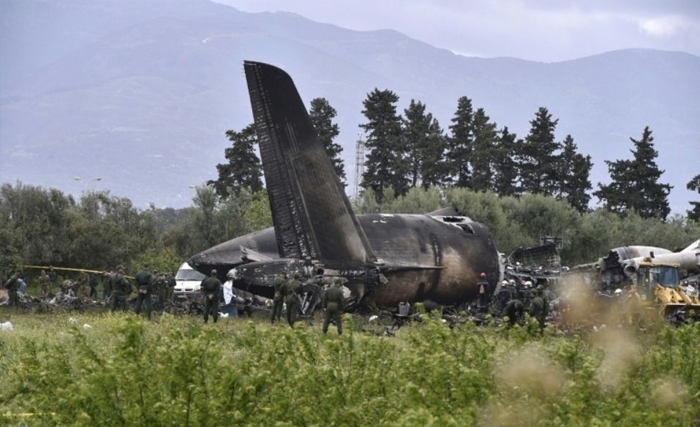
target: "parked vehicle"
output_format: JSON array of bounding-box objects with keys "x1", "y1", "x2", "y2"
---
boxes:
[{"x1": 174, "y1": 262, "x2": 205, "y2": 300}]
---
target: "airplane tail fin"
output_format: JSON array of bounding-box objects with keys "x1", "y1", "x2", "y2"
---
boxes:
[{"x1": 243, "y1": 61, "x2": 377, "y2": 265}]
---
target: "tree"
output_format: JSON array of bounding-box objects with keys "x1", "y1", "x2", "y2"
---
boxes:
[
  {"x1": 446, "y1": 96, "x2": 474, "y2": 187},
  {"x1": 556, "y1": 135, "x2": 593, "y2": 213},
  {"x1": 469, "y1": 108, "x2": 498, "y2": 192},
  {"x1": 687, "y1": 174, "x2": 700, "y2": 221},
  {"x1": 309, "y1": 98, "x2": 346, "y2": 185},
  {"x1": 519, "y1": 107, "x2": 561, "y2": 196},
  {"x1": 402, "y1": 100, "x2": 446, "y2": 189},
  {"x1": 594, "y1": 126, "x2": 672, "y2": 219},
  {"x1": 491, "y1": 126, "x2": 520, "y2": 197},
  {"x1": 359, "y1": 89, "x2": 408, "y2": 199},
  {"x1": 421, "y1": 119, "x2": 448, "y2": 189},
  {"x1": 208, "y1": 124, "x2": 263, "y2": 199}
]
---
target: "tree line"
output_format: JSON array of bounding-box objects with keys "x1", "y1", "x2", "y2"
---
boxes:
[
  {"x1": 211, "y1": 91, "x2": 698, "y2": 221},
  {"x1": 2, "y1": 90, "x2": 698, "y2": 279},
  {"x1": 2, "y1": 182, "x2": 698, "y2": 283}
]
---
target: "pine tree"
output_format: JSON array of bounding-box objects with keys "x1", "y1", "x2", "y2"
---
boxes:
[
  {"x1": 594, "y1": 126, "x2": 672, "y2": 219},
  {"x1": 446, "y1": 96, "x2": 474, "y2": 188},
  {"x1": 492, "y1": 126, "x2": 520, "y2": 197},
  {"x1": 403, "y1": 100, "x2": 432, "y2": 188},
  {"x1": 556, "y1": 135, "x2": 593, "y2": 213},
  {"x1": 208, "y1": 124, "x2": 263, "y2": 198},
  {"x1": 359, "y1": 89, "x2": 408, "y2": 199},
  {"x1": 309, "y1": 97, "x2": 346, "y2": 185},
  {"x1": 687, "y1": 174, "x2": 700, "y2": 221},
  {"x1": 421, "y1": 119, "x2": 448, "y2": 189},
  {"x1": 469, "y1": 108, "x2": 498, "y2": 192},
  {"x1": 402, "y1": 100, "x2": 446, "y2": 189},
  {"x1": 520, "y1": 107, "x2": 561, "y2": 196}
]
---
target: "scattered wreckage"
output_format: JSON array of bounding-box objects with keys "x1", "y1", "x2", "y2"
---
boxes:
[{"x1": 563, "y1": 239, "x2": 700, "y2": 327}]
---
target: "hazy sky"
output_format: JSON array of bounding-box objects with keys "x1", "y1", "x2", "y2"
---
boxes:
[{"x1": 218, "y1": 0, "x2": 700, "y2": 62}]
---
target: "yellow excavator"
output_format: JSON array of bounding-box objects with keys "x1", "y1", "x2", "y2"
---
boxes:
[{"x1": 632, "y1": 259, "x2": 700, "y2": 323}]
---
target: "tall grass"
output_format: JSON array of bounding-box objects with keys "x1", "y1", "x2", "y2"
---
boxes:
[{"x1": 1, "y1": 312, "x2": 698, "y2": 426}]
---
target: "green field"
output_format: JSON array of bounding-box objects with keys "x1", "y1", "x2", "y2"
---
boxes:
[{"x1": 1, "y1": 311, "x2": 698, "y2": 427}]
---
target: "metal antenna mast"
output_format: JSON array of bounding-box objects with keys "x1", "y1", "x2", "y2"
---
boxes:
[{"x1": 354, "y1": 134, "x2": 365, "y2": 198}]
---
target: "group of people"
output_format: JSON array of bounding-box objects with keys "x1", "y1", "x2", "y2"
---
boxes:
[
  {"x1": 270, "y1": 269, "x2": 345, "y2": 334},
  {"x1": 2, "y1": 265, "x2": 180, "y2": 312},
  {"x1": 483, "y1": 270, "x2": 550, "y2": 331},
  {"x1": 105, "y1": 264, "x2": 177, "y2": 318}
]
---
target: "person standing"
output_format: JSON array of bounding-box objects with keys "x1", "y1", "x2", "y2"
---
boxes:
[
  {"x1": 40, "y1": 270, "x2": 51, "y2": 297},
  {"x1": 477, "y1": 272, "x2": 489, "y2": 313},
  {"x1": 17, "y1": 274, "x2": 27, "y2": 296},
  {"x1": 165, "y1": 272, "x2": 176, "y2": 303},
  {"x1": 323, "y1": 279, "x2": 345, "y2": 335},
  {"x1": 48, "y1": 266, "x2": 56, "y2": 285},
  {"x1": 89, "y1": 274, "x2": 99, "y2": 299},
  {"x1": 103, "y1": 271, "x2": 112, "y2": 302},
  {"x1": 222, "y1": 278, "x2": 237, "y2": 317},
  {"x1": 528, "y1": 286, "x2": 547, "y2": 333},
  {"x1": 110, "y1": 266, "x2": 131, "y2": 312},
  {"x1": 202, "y1": 269, "x2": 222, "y2": 324},
  {"x1": 286, "y1": 273, "x2": 303, "y2": 327},
  {"x1": 271, "y1": 271, "x2": 289, "y2": 324},
  {"x1": 3, "y1": 271, "x2": 21, "y2": 308},
  {"x1": 134, "y1": 265, "x2": 154, "y2": 319}
]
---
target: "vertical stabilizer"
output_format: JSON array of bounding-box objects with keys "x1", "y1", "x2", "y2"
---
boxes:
[{"x1": 244, "y1": 61, "x2": 377, "y2": 265}]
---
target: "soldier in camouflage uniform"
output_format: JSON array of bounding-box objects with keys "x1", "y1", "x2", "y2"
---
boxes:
[
  {"x1": 110, "y1": 266, "x2": 131, "y2": 312},
  {"x1": 504, "y1": 298, "x2": 524, "y2": 327},
  {"x1": 3, "y1": 271, "x2": 21, "y2": 308},
  {"x1": 134, "y1": 264, "x2": 154, "y2": 319},
  {"x1": 103, "y1": 271, "x2": 112, "y2": 301},
  {"x1": 39, "y1": 270, "x2": 51, "y2": 297},
  {"x1": 165, "y1": 272, "x2": 176, "y2": 303},
  {"x1": 528, "y1": 285, "x2": 548, "y2": 333},
  {"x1": 152, "y1": 270, "x2": 166, "y2": 303},
  {"x1": 323, "y1": 279, "x2": 345, "y2": 334},
  {"x1": 201, "y1": 269, "x2": 222, "y2": 324},
  {"x1": 271, "y1": 271, "x2": 289, "y2": 324},
  {"x1": 286, "y1": 273, "x2": 303, "y2": 328}
]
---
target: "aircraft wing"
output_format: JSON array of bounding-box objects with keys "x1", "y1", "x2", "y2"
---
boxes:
[{"x1": 243, "y1": 61, "x2": 377, "y2": 265}]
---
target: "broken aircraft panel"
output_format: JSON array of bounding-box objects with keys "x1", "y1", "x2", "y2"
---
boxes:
[{"x1": 188, "y1": 61, "x2": 502, "y2": 310}]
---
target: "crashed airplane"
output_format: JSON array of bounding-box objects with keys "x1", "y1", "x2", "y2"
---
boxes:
[
  {"x1": 188, "y1": 61, "x2": 501, "y2": 310},
  {"x1": 572, "y1": 239, "x2": 700, "y2": 290}
]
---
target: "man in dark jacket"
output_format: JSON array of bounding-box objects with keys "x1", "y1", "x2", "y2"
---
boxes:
[
  {"x1": 110, "y1": 266, "x2": 131, "y2": 312},
  {"x1": 202, "y1": 269, "x2": 222, "y2": 324},
  {"x1": 271, "y1": 271, "x2": 288, "y2": 324},
  {"x1": 134, "y1": 265, "x2": 154, "y2": 319},
  {"x1": 4, "y1": 271, "x2": 21, "y2": 308},
  {"x1": 286, "y1": 273, "x2": 303, "y2": 328},
  {"x1": 323, "y1": 279, "x2": 345, "y2": 334}
]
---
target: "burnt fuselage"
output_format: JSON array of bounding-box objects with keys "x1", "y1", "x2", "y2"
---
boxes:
[{"x1": 188, "y1": 213, "x2": 501, "y2": 308}]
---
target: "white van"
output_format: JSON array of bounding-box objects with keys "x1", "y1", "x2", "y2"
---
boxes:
[{"x1": 174, "y1": 262, "x2": 206, "y2": 300}]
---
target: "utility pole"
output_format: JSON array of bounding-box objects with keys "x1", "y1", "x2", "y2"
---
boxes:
[{"x1": 354, "y1": 134, "x2": 365, "y2": 198}]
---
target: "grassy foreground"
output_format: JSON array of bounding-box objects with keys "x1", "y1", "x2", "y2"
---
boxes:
[{"x1": 1, "y1": 311, "x2": 699, "y2": 427}]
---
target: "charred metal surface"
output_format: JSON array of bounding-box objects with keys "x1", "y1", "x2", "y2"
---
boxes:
[
  {"x1": 598, "y1": 246, "x2": 672, "y2": 289},
  {"x1": 244, "y1": 61, "x2": 376, "y2": 265},
  {"x1": 189, "y1": 213, "x2": 502, "y2": 307},
  {"x1": 188, "y1": 61, "x2": 502, "y2": 310}
]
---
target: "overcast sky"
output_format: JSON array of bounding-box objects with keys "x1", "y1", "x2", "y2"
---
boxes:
[{"x1": 217, "y1": 0, "x2": 700, "y2": 62}]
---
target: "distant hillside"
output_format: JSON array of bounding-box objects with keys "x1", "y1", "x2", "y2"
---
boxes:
[{"x1": 1, "y1": 0, "x2": 698, "y2": 213}]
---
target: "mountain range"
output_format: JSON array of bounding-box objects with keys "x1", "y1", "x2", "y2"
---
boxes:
[{"x1": 1, "y1": 0, "x2": 698, "y2": 213}]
